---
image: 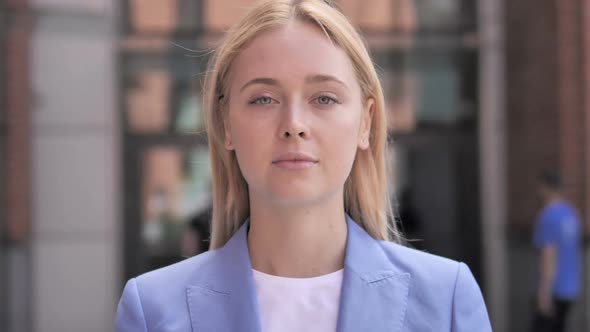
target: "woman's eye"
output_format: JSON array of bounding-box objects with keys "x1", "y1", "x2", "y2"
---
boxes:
[
  {"x1": 316, "y1": 96, "x2": 338, "y2": 105},
  {"x1": 250, "y1": 96, "x2": 274, "y2": 105}
]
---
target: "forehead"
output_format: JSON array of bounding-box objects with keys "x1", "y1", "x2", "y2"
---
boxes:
[{"x1": 229, "y1": 20, "x2": 359, "y2": 90}]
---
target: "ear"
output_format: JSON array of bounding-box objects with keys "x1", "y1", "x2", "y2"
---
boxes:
[
  {"x1": 357, "y1": 98, "x2": 374, "y2": 150},
  {"x1": 222, "y1": 103, "x2": 235, "y2": 151},
  {"x1": 224, "y1": 128, "x2": 234, "y2": 150}
]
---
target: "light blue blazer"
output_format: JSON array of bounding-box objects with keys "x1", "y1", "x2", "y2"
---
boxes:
[{"x1": 115, "y1": 215, "x2": 492, "y2": 331}]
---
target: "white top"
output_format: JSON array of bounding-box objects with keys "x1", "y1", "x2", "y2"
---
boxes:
[{"x1": 252, "y1": 268, "x2": 344, "y2": 332}]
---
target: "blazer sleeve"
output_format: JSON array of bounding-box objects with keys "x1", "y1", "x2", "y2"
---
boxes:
[
  {"x1": 451, "y1": 263, "x2": 493, "y2": 332},
  {"x1": 114, "y1": 278, "x2": 148, "y2": 332}
]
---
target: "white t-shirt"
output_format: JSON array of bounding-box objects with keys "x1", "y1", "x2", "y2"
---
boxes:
[{"x1": 252, "y1": 268, "x2": 344, "y2": 332}]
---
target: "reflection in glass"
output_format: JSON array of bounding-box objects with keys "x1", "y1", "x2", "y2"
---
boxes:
[
  {"x1": 414, "y1": 0, "x2": 460, "y2": 29},
  {"x1": 174, "y1": 86, "x2": 204, "y2": 133},
  {"x1": 338, "y1": 0, "x2": 417, "y2": 31},
  {"x1": 376, "y1": 49, "x2": 476, "y2": 130},
  {"x1": 418, "y1": 59, "x2": 460, "y2": 124},
  {"x1": 126, "y1": 71, "x2": 171, "y2": 133},
  {"x1": 204, "y1": 0, "x2": 255, "y2": 31},
  {"x1": 140, "y1": 147, "x2": 211, "y2": 260},
  {"x1": 130, "y1": 0, "x2": 178, "y2": 33},
  {"x1": 382, "y1": 68, "x2": 418, "y2": 132}
]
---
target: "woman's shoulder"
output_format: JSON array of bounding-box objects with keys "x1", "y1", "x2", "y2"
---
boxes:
[
  {"x1": 377, "y1": 240, "x2": 472, "y2": 287},
  {"x1": 379, "y1": 240, "x2": 459, "y2": 268},
  {"x1": 115, "y1": 250, "x2": 225, "y2": 331},
  {"x1": 132, "y1": 248, "x2": 222, "y2": 293},
  {"x1": 376, "y1": 240, "x2": 491, "y2": 331}
]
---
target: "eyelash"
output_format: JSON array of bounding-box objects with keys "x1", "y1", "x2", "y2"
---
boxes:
[
  {"x1": 315, "y1": 95, "x2": 339, "y2": 105},
  {"x1": 248, "y1": 95, "x2": 340, "y2": 105},
  {"x1": 248, "y1": 96, "x2": 275, "y2": 105}
]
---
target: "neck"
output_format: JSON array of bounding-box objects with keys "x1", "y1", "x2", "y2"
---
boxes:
[
  {"x1": 247, "y1": 193, "x2": 348, "y2": 278},
  {"x1": 545, "y1": 193, "x2": 562, "y2": 205}
]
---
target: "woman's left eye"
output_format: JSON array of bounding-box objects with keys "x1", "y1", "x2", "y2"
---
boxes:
[
  {"x1": 249, "y1": 96, "x2": 275, "y2": 105},
  {"x1": 316, "y1": 95, "x2": 338, "y2": 105}
]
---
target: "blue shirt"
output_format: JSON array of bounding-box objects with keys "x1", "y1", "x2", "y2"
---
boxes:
[{"x1": 533, "y1": 201, "x2": 581, "y2": 299}]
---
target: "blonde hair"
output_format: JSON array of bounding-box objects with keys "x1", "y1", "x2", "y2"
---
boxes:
[{"x1": 203, "y1": 0, "x2": 401, "y2": 249}]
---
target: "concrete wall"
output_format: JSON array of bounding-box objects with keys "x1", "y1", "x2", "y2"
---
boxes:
[{"x1": 29, "y1": 1, "x2": 120, "y2": 331}]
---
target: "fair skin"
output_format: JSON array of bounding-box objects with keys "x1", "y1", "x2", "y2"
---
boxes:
[{"x1": 223, "y1": 20, "x2": 373, "y2": 278}]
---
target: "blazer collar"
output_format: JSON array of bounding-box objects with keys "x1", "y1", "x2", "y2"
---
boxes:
[
  {"x1": 337, "y1": 214, "x2": 411, "y2": 331},
  {"x1": 186, "y1": 219, "x2": 261, "y2": 332},
  {"x1": 186, "y1": 214, "x2": 410, "y2": 332}
]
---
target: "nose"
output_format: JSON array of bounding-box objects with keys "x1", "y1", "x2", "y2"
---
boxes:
[
  {"x1": 279, "y1": 102, "x2": 310, "y2": 140},
  {"x1": 281, "y1": 128, "x2": 307, "y2": 139}
]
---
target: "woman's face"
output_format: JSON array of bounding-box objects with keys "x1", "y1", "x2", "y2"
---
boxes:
[{"x1": 224, "y1": 20, "x2": 373, "y2": 208}]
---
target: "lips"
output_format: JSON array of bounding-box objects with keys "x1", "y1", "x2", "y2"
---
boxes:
[
  {"x1": 272, "y1": 152, "x2": 318, "y2": 170},
  {"x1": 272, "y1": 152, "x2": 318, "y2": 163}
]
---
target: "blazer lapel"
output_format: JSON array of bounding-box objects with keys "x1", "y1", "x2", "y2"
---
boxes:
[
  {"x1": 186, "y1": 220, "x2": 261, "y2": 332},
  {"x1": 336, "y1": 215, "x2": 411, "y2": 332},
  {"x1": 185, "y1": 215, "x2": 410, "y2": 332}
]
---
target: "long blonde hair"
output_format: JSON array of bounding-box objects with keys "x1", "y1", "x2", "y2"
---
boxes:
[{"x1": 203, "y1": 0, "x2": 401, "y2": 249}]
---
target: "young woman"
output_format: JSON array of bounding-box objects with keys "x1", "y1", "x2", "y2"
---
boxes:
[{"x1": 115, "y1": 1, "x2": 492, "y2": 331}]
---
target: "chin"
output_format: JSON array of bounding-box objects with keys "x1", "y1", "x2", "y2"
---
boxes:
[
  {"x1": 269, "y1": 188, "x2": 321, "y2": 206},
  {"x1": 264, "y1": 184, "x2": 338, "y2": 208}
]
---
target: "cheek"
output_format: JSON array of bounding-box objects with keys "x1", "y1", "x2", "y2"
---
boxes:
[
  {"x1": 227, "y1": 114, "x2": 271, "y2": 182},
  {"x1": 329, "y1": 110, "x2": 362, "y2": 146},
  {"x1": 322, "y1": 115, "x2": 362, "y2": 177},
  {"x1": 230, "y1": 114, "x2": 272, "y2": 152}
]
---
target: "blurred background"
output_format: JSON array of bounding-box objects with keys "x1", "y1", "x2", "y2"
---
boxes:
[{"x1": 1, "y1": 0, "x2": 589, "y2": 331}]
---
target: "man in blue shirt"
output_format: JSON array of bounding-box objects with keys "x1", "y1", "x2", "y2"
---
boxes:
[{"x1": 531, "y1": 171, "x2": 582, "y2": 332}]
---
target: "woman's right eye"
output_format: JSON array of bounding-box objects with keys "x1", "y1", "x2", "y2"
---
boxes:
[{"x1": 249, "y1": 96, "x2": 275, "y2": 105}]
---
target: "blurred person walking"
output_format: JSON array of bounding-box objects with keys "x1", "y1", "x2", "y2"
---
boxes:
[{"x1": 530, "y1": 171, "x2": 582, "y2": 332}]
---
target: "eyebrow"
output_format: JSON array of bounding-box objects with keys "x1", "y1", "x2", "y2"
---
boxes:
[
  {"x1": 304, "y1": 74, "x2": 349, "y2": 91},
  {"x1": 239, "y1": 74, "x2": 349, "y2": 92},
  {"x1": 240, "y1": 77, "x2": 280, "y2": 92}
]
